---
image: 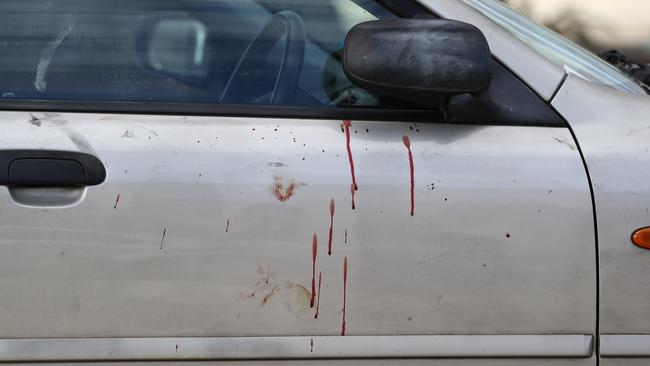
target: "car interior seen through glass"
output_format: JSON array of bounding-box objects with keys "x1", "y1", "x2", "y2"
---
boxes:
[{"x1": 0, "y1": 0, "x2": 419, "y2": 108}]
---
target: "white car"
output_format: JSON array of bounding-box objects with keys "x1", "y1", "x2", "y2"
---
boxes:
[{"x1": 0, "y1": 0, "x2": 648, "y2": 365}]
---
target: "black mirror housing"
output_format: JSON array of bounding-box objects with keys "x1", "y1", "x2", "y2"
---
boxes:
[{"x1": 343, "y1": 19, "x2": 492, "y2": 106}]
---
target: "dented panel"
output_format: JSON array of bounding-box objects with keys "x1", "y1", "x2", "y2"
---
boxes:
[{"x1": 0, "y1": 112, "x2": 593, "y2": 339}]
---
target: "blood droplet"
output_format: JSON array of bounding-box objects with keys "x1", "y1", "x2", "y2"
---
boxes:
[
  {"x1": 328, "y1": 199, "x2": 335, "y2": 255},
  {"x1": 403, "y1": 135, "x2": 415, "y2": 216},
  {"x1": 113, "y1": 193, "x2": 120, "y2": 209},
  {"x1": 342, "y1": 120, "x2": 358, "y2": 193},
  {"x1": 342, "y1": 256, "x2": 348, "y2": 336},
  {"x1": 310, "y1": 233, "x2": 317, "y2": 308},
  {"x1": 350, "y1": 183, "x2": 356, "y2": 210}
]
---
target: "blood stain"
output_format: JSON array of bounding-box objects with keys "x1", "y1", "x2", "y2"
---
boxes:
[
  {"x1": 345, "y1": 229, "x2": 348, "y2": 244},
  {"x1": 310, "y1": 338, "x2": 314, "y2": 352},
  {"x1": 113, "y1": 193, "x2": 120, "y2": 209},
  {"x1": 342, "y1": 120, "x2": 358, "y2": 193},
  {"x1": 403, "y1": 135, "x2": 415, "y2": 216},
  {"x1": 272, "y1": 177, "x2": 298, "y2": 202},
  {"x1": 350, "y1": 183, "x2": 356, "y2": 210},
  {"x1": 315, "y1": 271, "x2": 322, "y2": 319},
  {"x1": 328, "y1": 198, "x2": 335, "y2": 255},
  {"x1": 226, "y1": 218, "x2": 230, "y2": 233},
  {"x1": 310, "y1": 233, "x2": 317, "y2": 308},
  {"x1": 342, "y1": 256, "x2": 348, "y2": 336}
]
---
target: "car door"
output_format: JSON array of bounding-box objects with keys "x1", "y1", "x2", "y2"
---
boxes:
[{"x1": 0, "y1": 0, "x2": 596, "y2": 364}]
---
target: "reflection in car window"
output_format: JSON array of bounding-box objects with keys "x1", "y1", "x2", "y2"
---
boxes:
[
  {"x1": 463, "y1": 0, "x2": 646, "y2": 95},
  {"x1": 0, "y1": 0, "x2": 410, "y2": 107}
]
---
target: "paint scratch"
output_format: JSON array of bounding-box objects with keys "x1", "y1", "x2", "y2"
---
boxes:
[
  {"x1": 160, "y1": 227, "x2": 167, "y2": 250},
  {"x1": 315, "y1": 271, "x2": 322, "y2": 319}
]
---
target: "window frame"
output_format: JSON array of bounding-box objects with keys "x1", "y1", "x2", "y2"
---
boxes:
[{"x1": 0, "y1": 0, "x2": 565, "y2": 128}]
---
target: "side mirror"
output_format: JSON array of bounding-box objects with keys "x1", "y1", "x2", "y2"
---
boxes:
[
  {"x1": 145, "y1": 18, "x2": 209, "y2": 81},
  {"x1": 343, "y1": 19, "x2": 492, "y2": 106}
]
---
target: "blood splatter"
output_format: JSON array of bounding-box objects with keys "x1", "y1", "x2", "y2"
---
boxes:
[
  {"x1": 310, "y1": 233, "x2": 317, "y2": 308},
  {"x1": 345, "y1": 229, "x2": 348, "y2": 244},
  {"x1": 315, "y1": 271, "x2": 322, "y2": 319},
  {"x1": 310, "y1": 338, "x2": 314, "y2": 352},
  {"x1": 113, "y1": 193, "x2": 120, "y2": 209},
  {"x1": 328, "y1": 199, "x2": 335, "y2": 255},
  {"x1": 350, "y1": 183, "x2": 356, "y2": 210},
  {"x1": 342, "y1": 120, "x2": 358, "y2": 193},
  {"x1": 226, "y1": 218, "x2": 230, "y2": 233},
  {"x1": 272, "y1": 181, "x2": 297, "y2": 202},
  {"x1": 403, "y1": 135, "x2": 415, "y2": 216},
  {"x1": 342, "y1": 256, "x2": 348, "y2": 336}
]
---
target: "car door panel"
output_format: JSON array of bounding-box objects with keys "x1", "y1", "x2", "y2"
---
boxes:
[
  {"x1": 0, "y1": 111, "x2": 594, "y2": 363},
  {"x1": 552, "y1": 74, "x2": 650, "y2": 364}
]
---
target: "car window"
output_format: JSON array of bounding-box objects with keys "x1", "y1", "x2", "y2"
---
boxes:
[
  {"x1": 0, "y1": 0, "x2": 414, "y2": 108},
  {"x1": 462, "y1": 0, "x2": 647, "y2": 95}
]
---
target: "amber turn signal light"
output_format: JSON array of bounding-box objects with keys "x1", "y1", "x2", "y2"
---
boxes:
[{"x1": 632, "y1": 227, "x2": 650, "y2": 250}]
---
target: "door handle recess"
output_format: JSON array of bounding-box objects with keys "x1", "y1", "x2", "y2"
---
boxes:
[{"x1": 0, "y1": 150, "x2": 106, "y2": 187}]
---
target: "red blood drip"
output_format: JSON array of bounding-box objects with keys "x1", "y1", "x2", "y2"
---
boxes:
[
  {"x1": 350, "y1": 183, "x2": 356, "y2": 210},
  {"x1": 342, "y1": 120, "x2": 358, "y2": 192},
  {"x1": 113, "y1": 193, "x2": 120, "y2": 209},
  {"x1": 403, "y1": 135, "x2": 415, "y2": 216},
  {"x1": 310, "y1": 233, "x2": 317, "y2": 308},
  {"x1": 328, "y1": 198, "x2": 335, "y2": 255},
  {"x1": 315, "y1": 271, "x2": 322, "y2": 319},
  {"x1": 342, "y1": 256, "x2": 348, "y2": 336}
]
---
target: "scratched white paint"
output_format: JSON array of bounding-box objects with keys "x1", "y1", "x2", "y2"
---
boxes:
[{"x1": 0, "y1": 111, "x2": 594, "y2": 338}]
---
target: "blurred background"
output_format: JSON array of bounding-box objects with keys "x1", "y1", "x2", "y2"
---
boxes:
[{"x1": 500, "y1": 0, "x2": 650, "y2": 62}]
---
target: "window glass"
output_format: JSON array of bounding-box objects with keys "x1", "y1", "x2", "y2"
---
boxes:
[
  {"x1": 462, "y1": 0, "x2": 646, "y2": 95},
  {"x1": 0, "y1": 0, "x2": 410, "y2": 107}
]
